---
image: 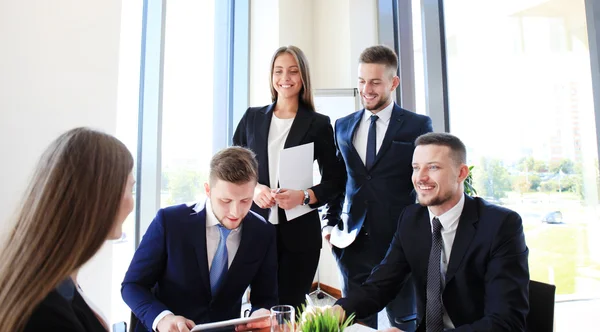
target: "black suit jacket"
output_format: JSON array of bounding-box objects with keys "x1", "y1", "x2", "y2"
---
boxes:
[
  {"x1": 25, "y1": 278, "x2": 107, "y2": 332},
  {"x1": 233, "y1": 102, "x2": 344, "y2": 252},
  {"x1": 326, "y1": 103, "x2": 432, "y2": 250},
  {"x1": 337, "y1": 195, "x2": 530, "y2": 331}
]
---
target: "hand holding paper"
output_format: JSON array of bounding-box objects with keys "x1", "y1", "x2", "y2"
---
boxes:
[
  {"x1": 272, "y1": 189, "x2": 304, "y2": 210},
  {"x1": 234, "y1": 308, "x2": 271, "y2": 331}
]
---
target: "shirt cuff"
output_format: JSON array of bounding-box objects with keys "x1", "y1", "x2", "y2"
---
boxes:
[
  {"x1": 153, "y1": 310, "x2": 173, "y2": 331},
  {"x1": 322, "y1": 225, "x2": 333, "y2": 236}
]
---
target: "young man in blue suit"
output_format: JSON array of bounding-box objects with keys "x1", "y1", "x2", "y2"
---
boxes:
[
  {"x1": 333, "y1": 133, "x2": 530, "y2": 332},
  {"x1": 323, "y1": 45, "x2": 433, "y2": 329},
  {"x1": 122, "y1": 147, "x2": 277, "y2": 332}
]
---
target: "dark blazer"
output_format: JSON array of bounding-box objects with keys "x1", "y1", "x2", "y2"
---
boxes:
[
  {"x1": 337, "y1": 195, "x2": 530, "y2": 331},
  {"x1": 233, "y1": 102, "x2": 344, "y2": 252},
  {"x1": 326, "y1": 103, "x2": 433, "y2": 249},
  {"x1": 121, "y1": 204, "x2": 278, "y2": 332},
  {"x1": 25, "y1": 278, "x2": 107, "y2": 332}
]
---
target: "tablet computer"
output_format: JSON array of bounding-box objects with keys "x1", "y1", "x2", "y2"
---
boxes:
[{"x1": 191, "y1": 314, "x2": 270, "y2": 331}]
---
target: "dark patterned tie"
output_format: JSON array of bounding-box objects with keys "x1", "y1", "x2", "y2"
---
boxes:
[
  {"x1": 365, "y1": 115, "x2": 378, "y2": 170},
  {"x1": 426, "y1": 217, "x2": 444, "y2": 332}
]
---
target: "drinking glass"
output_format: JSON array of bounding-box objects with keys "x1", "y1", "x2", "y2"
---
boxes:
[{"x1": 270, "y1": 305, "x2": 295, "y2": 332}]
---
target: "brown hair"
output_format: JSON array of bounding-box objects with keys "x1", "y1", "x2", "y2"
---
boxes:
[
  {"x1": 415, "y1": 132, "x2": 467, "y2": 165},
  {"x1": 359, "y1": 45, "x2": 399, "y2": 77},
  {"x1": 209, "y1": 146, "x2": 258, "y2": 185},
  {"x1": 0, "y1": 127, "x2": 133, "y2": 331},
  {"x1": 269, "y1": 45, "x2": 315, "y2": 110}
]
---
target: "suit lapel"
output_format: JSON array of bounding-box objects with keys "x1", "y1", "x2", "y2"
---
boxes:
[
  {"x1": 372, "y1": 104, "x2": 405, "y2": 169},
  {"x1": 284, "y1": 104, "x2": 313, "y2": 149},
  {"x1": 191, "y1": 207, "x2": 212, "y2": 295},
  {"x1": 415, "y1": 208, "x2": 433, "y2": 279},
  {"x1": 445, "y1": 195, "x2": 478, "y2": 283},
  {"x1": 256, "y1": 104, "x2": 275, "y2": 187},
  {"x1": 345, "y1": 110, "x2": 365, "y2": 169}
]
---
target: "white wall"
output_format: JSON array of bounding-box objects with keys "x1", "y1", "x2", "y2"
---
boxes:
[
  {"x1": 0, "y1": 0, "x2": 123, "y2": 321},
  {"x1": 249, "y1": 0, "x2": 379, "y2": 291}
]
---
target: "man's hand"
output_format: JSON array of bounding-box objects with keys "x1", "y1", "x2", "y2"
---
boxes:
[
  {"x1": 329, "y1": 305, "x2": 346, "y2": 323},
  {"x1": 254, "y1": 184, "x2": 276, "y2": 209},
  {"x1": 322, "y1": 227, "x2": 333, "y2": 248},
  {"x1": 157, "y1": 314, "x2": 195, "y2": 332},
  {"x1": 324, "y1": 233, "x2": 332, "y2": 248},
  {"x1": 235, "y1": 308, "x2": 271, "y2": 331},
  {"x1": 378, "y1": 328, "x2": 403, "y2": 332}
]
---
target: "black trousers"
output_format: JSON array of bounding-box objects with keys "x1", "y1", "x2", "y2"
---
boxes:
[
  {"x1": 332, "y1": 230, "x2": 416, "y2": 330},
  {"x1": 275, "y1": 225, "x2": 321, "y2": 311}
]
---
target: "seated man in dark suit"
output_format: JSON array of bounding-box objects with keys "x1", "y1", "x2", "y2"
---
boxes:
[
  {"x1": 122, "y1": 146, "x2": 277, "y2": 332},
  {"x1": 333, "y1": 132, "x2": 530, "y2": 332}
]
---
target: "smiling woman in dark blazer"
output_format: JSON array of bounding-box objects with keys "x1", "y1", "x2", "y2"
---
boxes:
[{"x1": 233, "y1": 45, "x2": 344, "y2": 310}]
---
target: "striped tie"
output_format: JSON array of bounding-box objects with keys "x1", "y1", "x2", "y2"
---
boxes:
[
  {"x1": 426, "y1": 217, "x2": 444, "y2": 332},
  {"x1": 210, "y1": 224, "x2": 231, "y2": 295}
]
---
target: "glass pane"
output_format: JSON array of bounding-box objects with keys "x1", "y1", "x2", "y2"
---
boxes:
[
  {"x1": 444, "y1": 0, "x2": 599, "y2": 329},
  {"x1": 113, "y1": 0, "x2": 143, "y2": 324},
  {"x1": 161, "y1": 0, "x2": 215, "y2": 207},
  {"x1": 412, "y1": 0, "x2": 427, "y2": 115}
]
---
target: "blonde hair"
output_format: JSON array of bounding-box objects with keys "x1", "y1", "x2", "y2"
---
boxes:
[
  {"x1": 269, "y1": 45, "x2": 315, "y2": 110},
  {"x1": 0, "y1": 127, "x2": 133, "y2": 331}
]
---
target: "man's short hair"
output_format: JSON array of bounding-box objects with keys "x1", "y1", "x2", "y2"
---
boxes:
[
  {"x1": 209, "y1": 146, "x2": 258, "y2": 185},
  {"x1": 415, "y1": 132, "x2": 467, "y2": 165},
  {"x1": 359, "y1": 45, "x2": 398, "y2": 75}
]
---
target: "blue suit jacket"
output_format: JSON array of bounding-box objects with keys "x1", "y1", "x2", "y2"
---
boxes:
[
  {"x1": 121, "y1": 204, "x2": 278, "y2": 331},
  {"x1": 337, "y1": 195, "x2": 530, "y2": 331},
  {"x1": 326, "y1": 103, "x2": 433, "y2": 249}
]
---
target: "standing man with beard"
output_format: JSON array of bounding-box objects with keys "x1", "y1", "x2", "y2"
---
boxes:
[
  {"x1": 322, "y1": 45, "x2": 433, "y2": 329},
  {"x1": 332, "y1": 133, "x2": 530, "y2": 332}
]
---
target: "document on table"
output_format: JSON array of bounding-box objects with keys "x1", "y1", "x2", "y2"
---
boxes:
[
  {"x1": 278, "y1": 142, "x2": 315, "y2": 221},
  {"x1": 190, "y1": 314, "x2": 270, "y2": 331},
  {"x1": 343, "y1": 324, "x2": 377, "y2": 331}
]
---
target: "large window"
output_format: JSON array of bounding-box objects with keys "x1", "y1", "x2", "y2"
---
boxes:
[
  {"x1": 113, "y1": 0, "x2": 143, "y2": 324},
  {"x1": 444, "y1": 0, "x2": 599, "y2": 329},
  {"x1": 160, "y1": 0, "x2": 216, "y2": 207}
]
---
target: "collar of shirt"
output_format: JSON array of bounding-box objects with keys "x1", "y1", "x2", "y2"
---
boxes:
[
  {"x1": 56, "y1": 278, "x2": 76, "y2": 300},
  {"x1": 428, "y1": 194, "x2": 465, "y2": 232},
  {"x1": 362, "y1": 100, "x2": 394, "y2": 124},
  {"x1": 195, "y1": 199, "x2": 242, "y2": 233}
]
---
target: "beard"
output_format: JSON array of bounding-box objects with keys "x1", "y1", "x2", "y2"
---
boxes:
[
  {"x1": 417, "y1": 189, "x2": 454, "y2": 207},
  {"x1": 362, "y1": 95, "x2": 391, "y2": 112}
]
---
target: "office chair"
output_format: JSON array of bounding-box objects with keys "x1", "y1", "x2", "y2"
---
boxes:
[
  {"x1": 129, "y1": 312, "x2": 140, "y2": 332},
  {"x1": 527, "y1": 280, "x2": 556, "y2": 332}
]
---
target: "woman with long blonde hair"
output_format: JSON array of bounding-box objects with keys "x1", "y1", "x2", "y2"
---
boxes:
[{"x1": 0, "y1": 127, "x2": 135, "y2": 331}]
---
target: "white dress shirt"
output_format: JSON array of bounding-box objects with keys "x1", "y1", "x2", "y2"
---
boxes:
[
  {"x1": 152, "y1": 199, "x2": 243, "y2": 331},
  {"x1": 427, "y1": 194, "x2": 465, "y2": 330},
  {"x1": 267, "y1": 114, "x2": 294, "y2": 224},
  {"x1": 75, "y1": 283, "x2": 110, "y2": 330},
  {"x1": 352, "y1": 100, "x2": 394, "y2": 166}
]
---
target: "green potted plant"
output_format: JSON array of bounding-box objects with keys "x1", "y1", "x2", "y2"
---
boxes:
[
  {"x1": 295, "y1": 304, "x2": 355, "y2": 332},
  {"x1": 464, "y1": 165, "x2": 477, "y2": 196}
]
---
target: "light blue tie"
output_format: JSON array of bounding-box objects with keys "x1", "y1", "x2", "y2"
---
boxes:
[{"x1": 210, "y1": 224, "x2": 232, "y2": 295}]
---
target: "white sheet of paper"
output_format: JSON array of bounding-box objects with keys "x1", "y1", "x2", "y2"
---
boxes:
[
  {"x1": 278, "y1": 142, "x2": 315, "y2": 221},
  {"x1": 343, "y1": 324, "x2": 377, "y2": 331},
  {"x1": 190, "y1": 314, "x2": 270, "y2": 331}
]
